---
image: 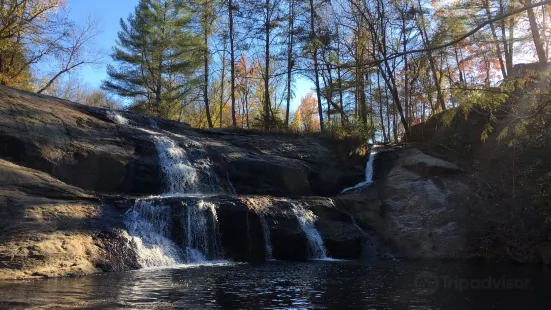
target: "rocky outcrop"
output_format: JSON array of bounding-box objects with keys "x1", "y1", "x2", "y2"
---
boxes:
[
  {"x1": 0, "y1": 86, "x2": 365, "y2": 197},
  {"x1": 0, "y1": 86, "x2": 368, "y2": 279},
  {"x1": 335, "y1": 147, "x2": 471, "y2": 259},
  {"x1": 0, "y1": 85, "x2": 476, "y2": 280},
  {"x1": 117, "y1": 195, "x2": 366, "y2": 262},
  {"x1": 0, "y1": 159, "x2": 137, "y2": 280}
]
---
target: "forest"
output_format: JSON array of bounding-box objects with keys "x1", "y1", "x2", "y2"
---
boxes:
[{"x1": 1, "y1": 0, "x2": 550, "y2": 142}]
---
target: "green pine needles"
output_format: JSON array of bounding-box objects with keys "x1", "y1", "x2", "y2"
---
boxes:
[{"x1": 102, "y1": 0, "x2": 203, "y2": 120}]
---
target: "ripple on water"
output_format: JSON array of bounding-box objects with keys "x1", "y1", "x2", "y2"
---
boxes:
[{"x1": 0, "y1": 261, "x2": 551, "y2": 309}]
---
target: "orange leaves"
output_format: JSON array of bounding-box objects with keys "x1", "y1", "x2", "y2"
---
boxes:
[{"x1": 293, "y1": 92, "x2": 320, "y2": 132}]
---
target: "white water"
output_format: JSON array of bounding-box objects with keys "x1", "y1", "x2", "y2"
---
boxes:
[
  {"x1": 259, "y1": 214, "x2": 273, "y2": 260},
  {"x1": 240, "y1": 197, "x2": 275, "y2": 260},
  {"x1": 106, "y1": 111, "x2": 130, "y2": 125},
  {"x1": 119, "y1": 116, "x2": 225, "y2": 267},
  {"x1": 153, "y1": 135, "x2": 200, "y2": 194},
  {"x1": 341, "y1": 146, "x2": 379, "y2": 193},
  {"x1": 182, "y1": 200, "x2": 222, "y2": 262},
  {"x1": 124, "y1": 199, "x2": 224, "y2": 267},
  {"x1": 290, "y1": 202, "x2": 328, "y2": 259},
  {"x1": 124, "y1": 200, "x2": 185, "y2": 267}
]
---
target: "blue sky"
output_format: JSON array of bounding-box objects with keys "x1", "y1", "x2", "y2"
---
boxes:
[
  {"x1": 66, "y1": 0, "x2": 135, "y2": 87},
  {"x1": 66, "y1": 0, "x2": 311, "y2": 112}
]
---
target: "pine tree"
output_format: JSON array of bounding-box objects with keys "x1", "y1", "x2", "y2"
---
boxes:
[{"x1": 102, "y1": 0, "x2": 203, "y2": 119}]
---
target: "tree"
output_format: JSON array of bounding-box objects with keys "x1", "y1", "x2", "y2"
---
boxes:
[
  {"x1": 525, "y1": 0, "x2": 547, "y2": 63},
  {"x1": 293, "y1": 92, "x2": 320, "y2": 132},
  {"x1": 0, "y1": 0, "x2": 99, "y2": 91},
  {"x1": 36, "y1": 17, "x2": 101, "y2": 93},
  {"x1": 186, "y1": 0, "x2": 220, "y2": 128},
  {"x1": 102, "y1": 0, "x2": 203, "y2": 119},
  {"x1": 229, "y1": 0, "x2": 238, "y2": 128},
  {"x1": 285, "y1": 0, "x2": 296, "y2": 128},
  {"x1": 308, "y1": 0, "x2": 325, "y2": 131}
]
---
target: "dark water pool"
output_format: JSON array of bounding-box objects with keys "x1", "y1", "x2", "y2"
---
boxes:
[{"x1": 1, "y1": 261, "x2": 551, "y2": 309}]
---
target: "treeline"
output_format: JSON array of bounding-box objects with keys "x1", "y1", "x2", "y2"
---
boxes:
[{"x1": 2, "y1": 0, "x2": 550, "y2": 140}]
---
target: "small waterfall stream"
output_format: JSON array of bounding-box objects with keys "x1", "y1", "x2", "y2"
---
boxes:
[
  {"x1": 182, "y1": 200, "x2": 222, "y2": 262},
  {"x1": 106, "y1": 111, "x2": 130, "y2": 125},
  {"x1": 341, "y1": 145, "x2": 379, "y2": 193},
  {"x1": 259, "y1": 214, "x2": 273, "y2": 260},
  {"x1": 290, "y1": 202, "x2": 328, "y2": 259},
  {"x1": 241, "y1": 197, "x2": 274, "y2": 260},
  {"x1": 153, "y1": 135, "x2": 200, "y2": 194}
]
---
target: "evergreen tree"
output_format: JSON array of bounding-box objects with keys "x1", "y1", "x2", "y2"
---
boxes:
[{"x1": 103, "y1": 0, "x2": 203, "y2": 119}]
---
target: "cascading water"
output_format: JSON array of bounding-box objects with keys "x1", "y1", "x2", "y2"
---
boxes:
[
  {"x1": 341, "y1": 145, "x2": 379, "y2": 193},
  {"x1": 153, "y1": 135, "x2": 223, "y2": 195},
  {"x1": 106, "y1": 111, "x2": 130, "y2": 125},
  {"x1": 153, "y1": 135, "x2": 201, "y2": 194},
  {"x1": 259, "y1": 214, "x2": 273, "y2": 260},
  {"x1": 124, "y1": 200, "x2": 185, "y2": 267},
  {"x1": 124, "y1": 199, "x2": 224, "y2": 267},
  {"x1": 241, "y1": 197, "x2": 274, "y2": 260},
  {"x1": 107, "y1": 109, "x2": 226, "y2": 268},
  {"x1": 182, "y1": 200, "x2": 222, "y2": 262},
  {"x1": 290, "y1": 201, "x2": 328, "y2": 259}
]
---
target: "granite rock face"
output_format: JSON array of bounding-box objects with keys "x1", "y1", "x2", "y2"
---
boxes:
[
  {"x1": 336, "y1": 147, "x2": 471, "y2": 259},
  {"x1": 0, "y1": 86, "x2": 369, "y2": 279}
]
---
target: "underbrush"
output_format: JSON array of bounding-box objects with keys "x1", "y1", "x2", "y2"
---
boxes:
[{"x1": 410, "y1": 64, "x2": 551, "y2": 263}]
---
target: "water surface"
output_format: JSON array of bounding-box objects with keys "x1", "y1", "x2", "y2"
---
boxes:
[{"x1": 1, "y1": 261, "x2": 550, "y2": 309}]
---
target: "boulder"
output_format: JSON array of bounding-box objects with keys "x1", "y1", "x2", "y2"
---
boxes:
[{"x1": 336, "y1": 147, "x2": 471, "y2": 259}]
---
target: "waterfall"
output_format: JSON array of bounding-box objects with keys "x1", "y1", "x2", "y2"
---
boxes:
[
  {"x1": 116, "y1": 112, "x2": 225, "y2": 267},
  {"x1": 241, "y1": 197, "x2": 274, "y2": 260},
  {"x1": 290, "y1": 202, "x2": 328, "y2": 259},
  {"x1": 124, "y1": 200, "x2": 185, "y2": 267},
  {"x1": 341, "y1": 145, "x2": 379, "y2": 193},
  {"x1": 106, "y1": 111, "x2": 130, "y2": 125},
  {"x1": 153, "y1": 135, "x2": 223, "y2": 195},
  {"x1": 259, "y1": 214, "x2": 273, "y2": 260},
  {"x1": 124, "y1": 134, "x2": 224, "y2": 267},
  {"x1": 125, "y1": 199, "x2": 223, "y2": 267},
  {"x1": 182, "y1": 200, "x2": 222, "y2": 262},
  {"x1": 153, "y1": 135, "x2": 200, "y2": 194}
]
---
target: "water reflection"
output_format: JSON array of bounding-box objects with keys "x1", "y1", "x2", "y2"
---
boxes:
[{"x1": 1, "y1": 261, "x2": 550, "y2": 309}]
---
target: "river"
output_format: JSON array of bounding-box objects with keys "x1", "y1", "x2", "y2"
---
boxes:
[{"x1": 1, "y1": 260, "x2": 550, "y2": 309}]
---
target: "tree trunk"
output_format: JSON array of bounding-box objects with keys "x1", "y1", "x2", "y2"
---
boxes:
[
  {"x1": 309, "y1": 0, "x2": 324, "y2": 132},
  {"x1": 219, "y1": 34, "x2": 227, "y2": 128},
  {"x1": 336, "y1": 24, "x2": 345, "y2": 126},
  {"x1": 285, "y1": 0, "x2": 294, "y2": 128},
  {"x1": 264, "y1": 0, "x2": 271, "y2": 131},
  {"x1": 526, "y1": 0, "x2": 548, "y2": 63},
  {"x1": 204, "y1": 29, "x2": 213, "y2": 128},
  {"x1": 483, "y1": 0, "x2": 508, "y2": 78},
  {"x1": 416, "y1": 0, "x2": 446, "y2": 111},
  {"x1": 229, "y1": 0, "x2": 237, "y2": 128},
  {"x1": 377, "y1": 70, "x2": 387, "y2": 143},
  {"x1": 499, "y1": 0, "x2": 513, "y2": 72},
  {"x1": 380, "y1": 61, "x2": 409, "y2": 136}
]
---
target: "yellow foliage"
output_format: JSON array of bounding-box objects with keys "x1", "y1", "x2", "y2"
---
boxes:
[{"x1": 0, "y1": 0, "x2": 65, "y2": 87}]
